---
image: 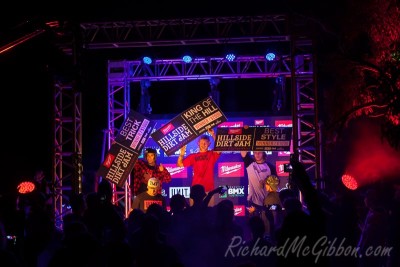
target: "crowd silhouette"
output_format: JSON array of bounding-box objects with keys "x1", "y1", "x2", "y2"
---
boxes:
[{"x1": 1, "y1": 161, "x2": 399, "y2": 267}]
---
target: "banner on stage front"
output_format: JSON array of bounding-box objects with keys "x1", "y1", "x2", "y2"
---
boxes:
[
  {"x1": 214, "y1": 126, "x2": 292, "y2": 151},
  {"x1": 97, "y1": 110, "x2": 156, "y2": 187},
  {"x1": 151, "y1": 97, "x2": 227, "y2": 156}
]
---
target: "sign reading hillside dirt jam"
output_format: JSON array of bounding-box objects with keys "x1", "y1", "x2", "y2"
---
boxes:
[
  {"x1": 151, "y1": 97, "x2": 227, "y2": 156},
  {"x1": 214, "y1": 127, "x2": 254, "y2": 151},
  {"x1": 214, "y1": 126, "x2": 292, "y2": 151},
  {"x1": 97, "y1": 143, "x2": 139, "y2": 187},
  {"x1": 97, "y1": 110, "x2": 156, "y2": 187}
]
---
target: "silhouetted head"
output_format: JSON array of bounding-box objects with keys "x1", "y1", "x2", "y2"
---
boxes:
[
  {"x1": 69, "y1": 193, "x2": 86, "y2": 213},
  {"x1": 190, "y1": 184, "x2": 206, "y2": 202},
  {"x1": 216, "y1": 199, "x2": 235, "y2": 222},
  {"x1": 283, "y1": 197, "x2": 303, "y2": 213},
  {"x1": 279, "y1": 188, "x2": 297, "y2": 204},
  {"x1": 98, "y1": 179, "x2": 113, "y2": 203},
  {"x1": 248, "y1": 215, "x2": 265, "y2": 238},
  {"x1": 170, "y1": 193, "x2": 187, "y2": 213}
]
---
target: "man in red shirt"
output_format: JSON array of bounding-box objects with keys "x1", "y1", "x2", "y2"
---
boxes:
[{"x1": 177, "y1": 128, "x2": 221, "y2": 206}]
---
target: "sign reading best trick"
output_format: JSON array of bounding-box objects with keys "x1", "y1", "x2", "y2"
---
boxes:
[
  {"x1": 151, "y1": 97, "x2": 227, "y2": 156},
  {"x1": 214, "y1": 126, "x2": 292, "y2": 151},
  {"x1": 97, "y1": 110, "x2": 157, "y2": 187}
]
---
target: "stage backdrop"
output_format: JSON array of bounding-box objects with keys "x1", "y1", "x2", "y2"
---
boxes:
[{"x1": 140, "y1": 114, "x2": 293, "y2": 216}]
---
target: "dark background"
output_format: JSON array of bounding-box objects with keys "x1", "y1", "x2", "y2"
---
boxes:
[{"x1": 1, "y1": 1, "x2": 322, "y2": 214}]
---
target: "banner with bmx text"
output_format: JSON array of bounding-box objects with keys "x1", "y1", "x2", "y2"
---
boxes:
[
  {"x1": 97, "y1": 110, "x2": 157, "y2": 187},
  {"x1": 151, "y1": 97, "x2": 227, "y2": 156}
]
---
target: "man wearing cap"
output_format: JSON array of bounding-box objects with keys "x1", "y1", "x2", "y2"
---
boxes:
[
  {"x1": 132, "y1": 177, "x2": 166, "y2": 212},
  {"x1": 263, "y1": 174, "x2": 284, "y2": 237},
  {"x1": 131, "y1": 148, "x2": 171, "y2": 196},
  {"x1": 263, "y1": 175, "x2": 282, "y2": 208}
]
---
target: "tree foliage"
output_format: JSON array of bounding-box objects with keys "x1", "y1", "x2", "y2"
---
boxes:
[{"x1": 317, "y1": 0, "x2": 400, "y2": 150}]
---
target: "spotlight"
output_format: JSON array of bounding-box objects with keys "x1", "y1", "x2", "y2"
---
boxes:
[
  {"x1": 265, "y1": 52, "x2": 276, "y2": 61},
  {"x1": 341, "y1": 174, "x2": 358, "y2": 190},
  {"x1": 182, "y1": 55, "x2": 192, "y2": 63},
  {"x1": 142, "y1": 56, "x2": 152, "y2": 65},
  {"x1": 17, "y1": 181, "x2": 36, "y2": 194},
  {"x1": 225, "y1": 53, "x2": 236, "y2": 62}
]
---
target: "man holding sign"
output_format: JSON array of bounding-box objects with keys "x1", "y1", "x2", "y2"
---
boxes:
[
  {"x1": 130, "y1": 148, "x2": 171, "y2": 196},
  {"x1": 176, "y1": 128, "x2": 221, "y2": 206}
]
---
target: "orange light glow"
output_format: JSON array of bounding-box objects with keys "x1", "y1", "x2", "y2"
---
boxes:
[{"x1": 17, "y1": 181, "x2": 36, "y2": 194}]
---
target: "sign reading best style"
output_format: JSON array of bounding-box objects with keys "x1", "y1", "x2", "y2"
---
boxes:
[
  {"x1": 151, "y1": 97, "x2": 227, "y2": 156},
  {"x1": 214, "y1": 126, "x2": 292, "y2": 151}
]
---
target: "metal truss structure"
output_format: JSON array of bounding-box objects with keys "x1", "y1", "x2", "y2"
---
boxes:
[
  {"x1": 107, "y1": 55, "x2": 303, "y2": 81},
  {"x1": 53, "y1": 82, "x2": 83, "y2": 228},
  {"x1": 78, "y1": 15, "x2": 289, "y2": 50},
  {"x1": 290, "y1": 37, "x2": 321, "y2": 190},
  {"x1": 53, "y1": 14, "x2": 321, "y2": 219}
]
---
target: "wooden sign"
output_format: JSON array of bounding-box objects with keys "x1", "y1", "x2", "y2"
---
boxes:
[
  {"x1": 151, "y1": 97, "x2": 227, "y2": 156},
  {"x1": 214, "y1": 126, "x2": 292, "y2": 151},
  {"x1": 97, "y1": 143, "x2": 139, "y2": 187},
  {"x1": 97, "y1": 110, "x2": 157, "y2": 187},
  {"x1": 253, "y1": 126, "x2": 292, "y2": 151},
  {"x1": 114, "y1": 110, "x2": 156, "y2": 153}
]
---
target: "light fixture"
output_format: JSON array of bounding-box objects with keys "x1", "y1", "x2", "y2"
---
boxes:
[
  {"x1": 341, "y1": 174, "x2": 358, "y2": 190},
  {"x1": 142, "y1": 56, "x2": 152, "y2": 65},
  {"x1": 225, "y1": 53, "x2": 236, "y2": 62},
  {"x1": 17, "y1": 181, "x2": 36, "y2": 194},
  {"x1": 182, "y1": 55, "x2": 192, "y2": 63},
  {"x1": 265, "y1": 52, "x2": 276, "y2": 61}
]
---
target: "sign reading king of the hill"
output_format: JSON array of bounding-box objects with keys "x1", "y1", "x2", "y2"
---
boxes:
[{"x1": 151, "y1": 97, "x2": 227, "y2": 156}]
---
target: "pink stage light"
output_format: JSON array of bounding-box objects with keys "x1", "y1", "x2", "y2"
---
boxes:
[{"x1": 341, "y1": 174, "x2": 358, "y2": 190}]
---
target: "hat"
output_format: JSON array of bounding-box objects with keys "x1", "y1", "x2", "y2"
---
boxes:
[
  {"x1": 145, "y1": 148, "x2": 157, "y2": 154},
  {"x1": 147, "y1": 178, "x2": 160, "y2": 189},
  {"x1": 144, "y1": 148, "x2": 157, "y2": 160},
  {"x1": 265, "y1": 175, "x2": 280, "y2": 191}
]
